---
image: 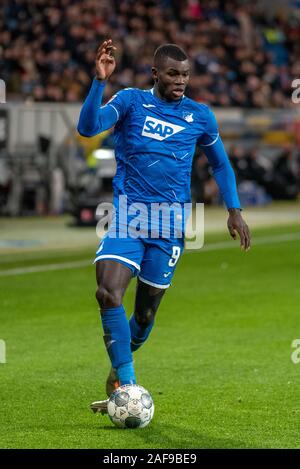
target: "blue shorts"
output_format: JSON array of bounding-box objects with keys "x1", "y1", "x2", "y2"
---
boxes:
[{"x1": 94, "y1": 235, "x2": 184, "y2": 289}]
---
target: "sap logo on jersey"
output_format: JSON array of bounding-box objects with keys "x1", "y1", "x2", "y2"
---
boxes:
[{"x1": 142, "y1": 117, "x2": 185, "y2": 141}]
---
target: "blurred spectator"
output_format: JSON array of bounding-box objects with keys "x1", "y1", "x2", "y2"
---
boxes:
[
  {"x1": 265, "y1": 145, "x2": 300, "y2": 199},
  {"x1": 226, "y1": 143, "x2": 300, "y2": 203}
]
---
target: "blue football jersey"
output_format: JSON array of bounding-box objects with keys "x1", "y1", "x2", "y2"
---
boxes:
[
  {"x1": 105, "y1": 87, "x2": 218, "y2": 205},
  {"x1": 77, "y1": 79, "x2": 240, "y2": 211}
]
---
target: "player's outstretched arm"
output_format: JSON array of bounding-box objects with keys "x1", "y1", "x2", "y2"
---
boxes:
[
  {"x1": 202, "y1": 138, "x2": 251, "y2": 251},
  {"x1": 199, "y1": 108, "x2": 251, "y2": 251},
  {"x1": 77, "y1": 39, "x2": 119, "y2": 137}
]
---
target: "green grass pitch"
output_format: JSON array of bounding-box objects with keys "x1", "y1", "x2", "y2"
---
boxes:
[{"x1": 1, "y1": 223, "x2": 300, "y2": 449}]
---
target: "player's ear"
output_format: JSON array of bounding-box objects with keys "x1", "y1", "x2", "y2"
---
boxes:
[{"x1": 151, "y1": 67, "x2": 158, "y2": 82}]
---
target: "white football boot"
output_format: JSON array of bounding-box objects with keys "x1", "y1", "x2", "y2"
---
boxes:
[
  {"x1": 90, "y1": 399, "x2": 109, "y2": 414},
  {"x1": 90, "y1": 368, "x2": 120, "y2": 414}
]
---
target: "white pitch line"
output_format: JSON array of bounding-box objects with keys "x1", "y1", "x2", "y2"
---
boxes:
[
  {"x1": 0, "y1": 232, "x2": 299, "y2": 277},
  {"x1": 0, "y1": 260, "x2": 91, "y2": 277},
  {"x1": 190, "y1": 231, "x2": 300, "y2": 252}
]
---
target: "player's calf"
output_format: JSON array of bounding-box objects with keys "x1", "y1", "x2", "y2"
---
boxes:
[{"x1": 130, "y1": 280, "x2": 165, "y2": 351}]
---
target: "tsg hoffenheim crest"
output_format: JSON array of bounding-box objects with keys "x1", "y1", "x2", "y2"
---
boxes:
[{"x1": 183, "y1": 112, "x2": 193, "y2": 123}]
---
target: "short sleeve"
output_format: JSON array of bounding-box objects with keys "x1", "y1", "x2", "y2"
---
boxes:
[
  {"x1": 105, "y1": 88, "x2": 133, "y2": 123},
  {"x1": 198, "y1": 107, "x2": 220, "y2": 147}
]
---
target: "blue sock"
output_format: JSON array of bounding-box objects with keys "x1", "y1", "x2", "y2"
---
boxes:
[
  {"x1": 101, "y1": 305, "x2": 136, "y2": 385},
  {"x1": 117, "y1": 362, "x2": 136, "y2": 386},
  {"x1": 129, "y1": 314, "x2": 154, "y2": 352}
]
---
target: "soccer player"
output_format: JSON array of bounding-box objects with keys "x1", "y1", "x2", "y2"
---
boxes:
[{"x1": 77, "y1": 39, "x2": 251, "y2": 414}]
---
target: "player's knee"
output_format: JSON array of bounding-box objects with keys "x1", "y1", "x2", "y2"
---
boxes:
[
  {"x1": 135, "y1": 308, "x2": 156, "y2": 328},
  {"x1": 134, "y1": 284, "x2": 165, "y2": 326},
  {"x1": 96, "y1": 285, "x2": 123, "y2": 310}
]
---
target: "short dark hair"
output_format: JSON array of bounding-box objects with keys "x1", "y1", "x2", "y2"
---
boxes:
[{"x1": 154, "y1": 44, "x2": 188, "y2": 67}]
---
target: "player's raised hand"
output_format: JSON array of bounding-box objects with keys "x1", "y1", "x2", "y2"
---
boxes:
[
  {"x1": 227, "y1": 208, "x2": 251, "y2": 251},
  {"x1": 95, "y1": 39, "x2": 117, "y2": 81}
]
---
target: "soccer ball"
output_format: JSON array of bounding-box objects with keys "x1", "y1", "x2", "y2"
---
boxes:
[{"x1": 107, "y1": 384, "x2": 154, "y2": 429}]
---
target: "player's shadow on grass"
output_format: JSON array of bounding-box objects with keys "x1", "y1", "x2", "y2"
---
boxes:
[{"x1": 99, "y1": 423, "x2": 246, "y2": 449}]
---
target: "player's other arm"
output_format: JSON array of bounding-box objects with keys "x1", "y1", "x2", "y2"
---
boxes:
[
  {"x1": 77, "y1": 39, "x2": 120, "y2": 137},
  {"x1": 77, "y1": 80, "x2": 118, "y2": 137},
  {"x1": 198, "y1": 108, "x2": 251, "y2": 251}
]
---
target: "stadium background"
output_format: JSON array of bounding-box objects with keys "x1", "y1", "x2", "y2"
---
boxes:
[{"x1": 1, "y1": 0, "x2": 300, "y2": 449}]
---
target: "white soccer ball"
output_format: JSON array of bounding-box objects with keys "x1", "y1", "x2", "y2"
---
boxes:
[{"x1": 107, "y1": 384, "x2": 154, "y2": 429}]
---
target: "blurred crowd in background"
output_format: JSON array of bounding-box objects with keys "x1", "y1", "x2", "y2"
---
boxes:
[
  {"x1": 192, "y1": 143, "x2": 300, "y2": 206},
  {"x1": 1, "y1": 0, "x2": 300, "y2": 107}
]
